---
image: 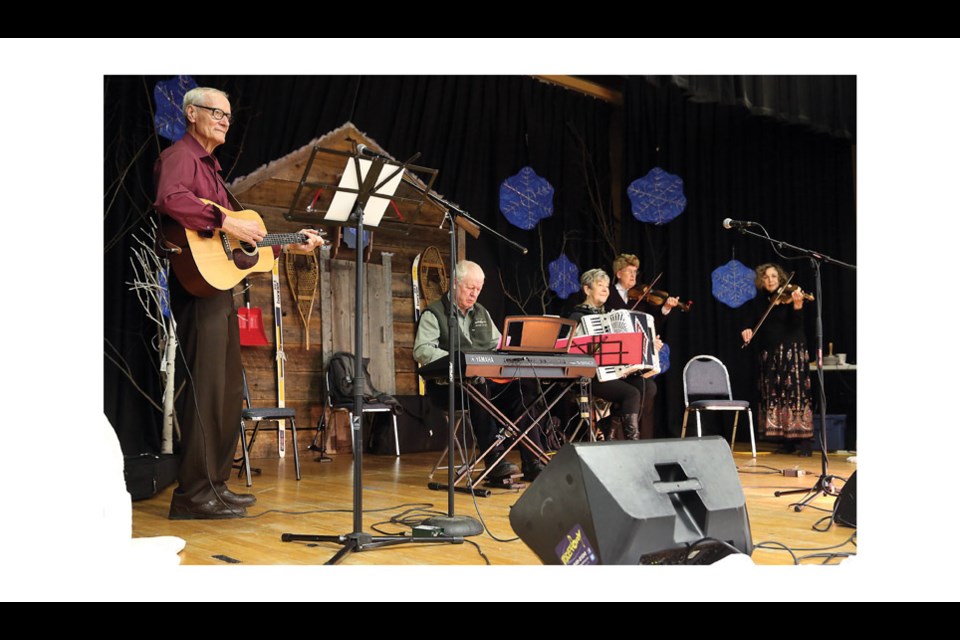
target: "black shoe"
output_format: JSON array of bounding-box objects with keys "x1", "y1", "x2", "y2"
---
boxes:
[
  {"x1": 169, "y1": 495, "x2": 247, "y2": 520},
  {"x1": 522, "y1": 460, "x2": 545, "y2": 482},
  {"x1": 797, "y1": 439, "x2": 813, "y2": 457},
  {"x1": 487, "y1": 459, "x2": 519, "y2": 479},
  {"x1": 217, "y1": 488, "x2": 257, "y2": 507},
  {"x1": 775, "y1": 442, "x2": 797, "y2": 454}
]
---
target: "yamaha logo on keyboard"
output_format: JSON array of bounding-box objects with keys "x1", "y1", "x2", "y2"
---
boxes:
[{"x1": 469, "y1": 354, "x2": 496, "y2": 363}]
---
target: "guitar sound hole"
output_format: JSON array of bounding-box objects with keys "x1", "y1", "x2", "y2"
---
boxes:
[{"x1": 232, "y1": 248, "x2": 259, "y2": 270}]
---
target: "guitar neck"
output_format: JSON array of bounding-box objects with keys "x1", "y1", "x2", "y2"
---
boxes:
[{"x1": 258, "y1": 233, "x2": 307, "y2": 248}]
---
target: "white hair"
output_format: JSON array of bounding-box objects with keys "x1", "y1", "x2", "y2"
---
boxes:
[
  {"x1": 580, "y1": 268, "x2": 610, "y2": 288},
  {"x1": 455, "y1": 260, "x2": 484, "y2": 281},
  {"x1": 182, "y1": 87, "x2": 229, "y2": 114}
]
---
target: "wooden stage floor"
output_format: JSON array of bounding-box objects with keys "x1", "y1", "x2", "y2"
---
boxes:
[{"x1": 132, "y1": 442, "x2": 857, "y2": 568}]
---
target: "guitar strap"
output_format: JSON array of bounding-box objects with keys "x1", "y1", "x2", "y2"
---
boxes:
[{"x1": 217, "y1": 173, "x2": 245, "y2": 211}]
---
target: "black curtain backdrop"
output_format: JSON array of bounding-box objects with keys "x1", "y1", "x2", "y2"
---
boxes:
[
  {"x1": 105, "y1": 75, "x2": 855, "y2": 455},
  {"x1": 620, "y1": 77, "x2": 857, "y2": 438},
  {"x1": 654, "y1": 75, "x2": 856, "y2": 140},
  {"x1": 104, "y1": 75, "x2": 613, "y2": 455}
]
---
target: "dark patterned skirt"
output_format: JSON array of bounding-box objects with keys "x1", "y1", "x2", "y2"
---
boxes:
[{"x1": 758, "y1": 342, "x2": 814, "y2": 439}]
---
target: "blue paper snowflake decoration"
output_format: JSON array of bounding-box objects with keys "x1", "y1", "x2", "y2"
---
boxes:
[
  {"x1": 548, "y1": 254, "x2": 580, "y2": 300},
  {"x1": 499, "y1": 166, "x2": 554, "y2": 230},
  {"x1": 712, "y1": 259, "x2": 757, "y2": 308},
  {"x1": 343, "y1": 227, "x2": 370, "y2": 250},
  {"x1": 627, "y1": 167, "x2": 687, "y2": 225},
  {"x1": 154, "y1": 76, "x2": 198, "y2": 142},
  {"x1": 657, "y1": 342, "x2": 670, "y2": 376},
  {"x1": 158, "y1": 265, "x2": 172, "y2": 319}
]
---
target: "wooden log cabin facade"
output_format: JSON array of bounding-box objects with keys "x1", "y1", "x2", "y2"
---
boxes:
[{"x1": 227, "y1": 123, "x2": 464, "y2": 457}]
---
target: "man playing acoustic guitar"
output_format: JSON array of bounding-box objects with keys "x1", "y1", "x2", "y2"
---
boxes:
[{"x1": 154, "y1": 86, "x2": 323, "y2": 519}]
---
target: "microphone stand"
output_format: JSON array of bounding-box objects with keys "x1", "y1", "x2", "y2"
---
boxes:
[
  {"x1": 281, "y1": 148, "x2": 465, "y2": 560},
  {"x1": 733, "y1": 225, "x2": 856, "y2": 512},
  {"x1": 405, "y1": 180, "x2": 526, "y2": 533}
]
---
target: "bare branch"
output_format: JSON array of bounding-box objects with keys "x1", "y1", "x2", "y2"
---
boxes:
[
  {"x1": 567, "y1": 121, "x2": 618, "y2": 263},
  {"x1": 499, "y1": 268, "x2": 534, "y2": 314}
]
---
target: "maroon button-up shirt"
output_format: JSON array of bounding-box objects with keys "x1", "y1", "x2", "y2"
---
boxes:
[{"x1": 153, "y1": 132, "x2": 230, "y2": 233}]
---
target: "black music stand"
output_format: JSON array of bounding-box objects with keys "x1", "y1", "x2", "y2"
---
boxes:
[
  {"x1": 280, "y1": 145, "x2": 465, "y2": 562},
  {"x1": 565, "y1": 332, "x2": 632, "y2": 443},
  {"x1": 732, "y1": 224, "x2": 856, "y2": 512},
  {"x1": 565, "y1": 376, "x2": 598, "y2": 443}
]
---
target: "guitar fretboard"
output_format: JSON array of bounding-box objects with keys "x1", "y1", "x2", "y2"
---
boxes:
[{"x1": 256, "y1": 233, "x2": 308, "y2": 247}]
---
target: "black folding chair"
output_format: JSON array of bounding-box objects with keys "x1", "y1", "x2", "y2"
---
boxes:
[{"x1": 680, "y1": 355, "x2": 756, "y2": 458}]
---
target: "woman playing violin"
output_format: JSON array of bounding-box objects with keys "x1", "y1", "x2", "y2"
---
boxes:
[
  {"x1": 603, "y1": 254, "x2": 681, "y2": 439},
  {"x1": 740, "y1": 263, "x2": 814, "y2": 455},
  {"x1": 606, "y1": 253, "x2": 681, "y2": 315}
]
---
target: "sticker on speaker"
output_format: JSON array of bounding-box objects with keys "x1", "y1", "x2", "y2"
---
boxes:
[{"x1": 556, "y1": 524, "x2": 598, "y2": 565}]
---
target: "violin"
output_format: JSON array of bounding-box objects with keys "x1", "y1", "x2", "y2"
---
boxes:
[
  {"x1": 773, "y1": 284, "x2": 814, "y2": 305},
  {"x1": 628, "y1": 284, "x2": 693, "y2": 312}
]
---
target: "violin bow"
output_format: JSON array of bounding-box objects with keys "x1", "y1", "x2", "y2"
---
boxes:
[
  {"x1": 742, "y1": 271, "x2": 795, "y2": 349},
  {"x1": 630, "y1": 272, "x2": 663, "y2": 310}
]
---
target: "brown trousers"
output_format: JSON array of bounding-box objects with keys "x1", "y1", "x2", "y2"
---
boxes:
[{"x1": 171, "y1": 281, "x2": 243, "y2": 503}]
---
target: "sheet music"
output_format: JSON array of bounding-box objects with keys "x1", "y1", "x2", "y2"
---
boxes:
[{"x1": 327, "y1": 158, "x2": 403, "y2": 226}]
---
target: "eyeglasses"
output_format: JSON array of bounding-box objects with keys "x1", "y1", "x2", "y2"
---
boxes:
[{"x1": 193, "y1": 104, "x2": 232, "y2": 123}]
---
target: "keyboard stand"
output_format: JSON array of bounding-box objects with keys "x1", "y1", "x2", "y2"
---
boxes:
[{"x1": 452, "y1": 377, "x2": 585, "y2": 488}]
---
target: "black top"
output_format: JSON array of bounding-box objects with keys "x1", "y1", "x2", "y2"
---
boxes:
[
  {"x1": 606, "y1": 286, "x2": 668, "y2": 332},
  {"x1": 567, "y1": 302, "x2": 605, "y2": 326},
  {"x1": 742, "y1": 294, "x2": 807, "y2": 352}
]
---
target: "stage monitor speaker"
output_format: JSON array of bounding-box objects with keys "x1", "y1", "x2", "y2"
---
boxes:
[
  {"x1": 509, "y1": 436, "x2": 752, "y2": 565},
  {"x1": 834, "y1": 470, "x2": 857, "y2": 528}
]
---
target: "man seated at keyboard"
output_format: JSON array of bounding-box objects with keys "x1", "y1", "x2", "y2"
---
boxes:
[{"x1": 414, "y1": 260, "x2": 546, "y2": 482}]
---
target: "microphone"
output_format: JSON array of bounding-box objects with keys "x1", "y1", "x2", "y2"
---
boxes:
[
  {"x1": 722, "y1": 218, "x2": 757, "y2": 230},
  {"x1": 357, "y1": 144, "x2": 392, "y2": 161}
]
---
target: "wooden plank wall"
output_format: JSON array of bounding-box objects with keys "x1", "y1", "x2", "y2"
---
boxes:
[
  {"x1": 234, "y1": 209, "x2": 461, "y2": 458},
  {"x1": 322, "y1": 256, "x2": 395, "y2": 393}
]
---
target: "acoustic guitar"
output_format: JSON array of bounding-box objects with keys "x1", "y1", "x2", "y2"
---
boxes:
[{"x1": 164, "y1": 199, "x2": 312, "y2": 297}]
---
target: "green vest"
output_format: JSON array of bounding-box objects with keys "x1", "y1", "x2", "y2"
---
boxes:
[{"x1": 425, "y1": 296, "x2": 498, "y2": 352}]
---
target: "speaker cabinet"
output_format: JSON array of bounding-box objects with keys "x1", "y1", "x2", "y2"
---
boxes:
[
  {"x1": 509, "y1": 437, "x2": 752, "y2": 564},
  {"x1": 834, "y1": 470, "x2": 857, "y2": 527}
]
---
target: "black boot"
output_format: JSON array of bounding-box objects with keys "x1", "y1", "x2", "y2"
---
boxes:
[
  {"x1": 621, "y1": 414, "x2": 640, "y2": 440},
  {"x1": 610, "y1": 415, "x2": 624, "y2": 440},
  {"x1": 775, "y1": 440, "x2": 797, "y2": 454},
  {"x1": 595, "y1": 416, "x2": 613, "y2": 441}
]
